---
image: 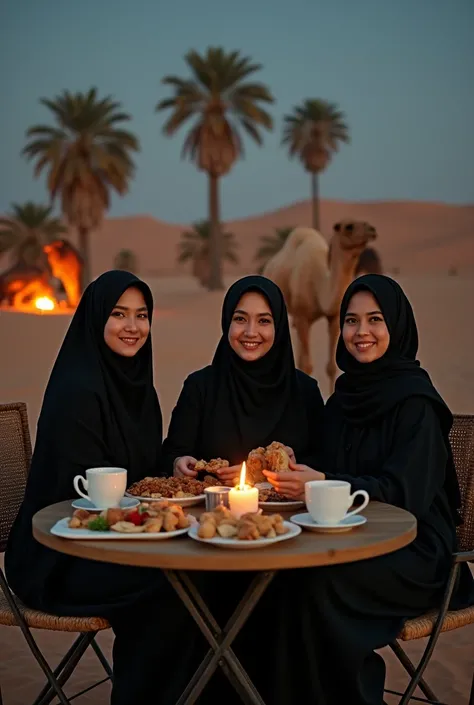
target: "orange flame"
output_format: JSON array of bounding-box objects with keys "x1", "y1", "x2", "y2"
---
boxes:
[
  {"x1": 35, "y1": 296, "x2": 55, "y2": 312},
  {"x1": 2, "y1": 240, "x2": 82, "y2": 314},
  {"x1": 238, "y1": 462, "x2": 247, "y2": 490}
]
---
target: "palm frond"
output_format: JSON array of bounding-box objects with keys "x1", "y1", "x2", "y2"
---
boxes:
[
  {"x1": 23, "y1": 89, "x2": 139, "y2": 231},
  {"x1": 0, "y1": 201, "x2": 67, "y2": 262},
  {"x1": 281, "y1": 98, "x2": 349, "y2": 172},
  {"x1": 157, "y1": 48, "x2": 274, "y2": 173}
]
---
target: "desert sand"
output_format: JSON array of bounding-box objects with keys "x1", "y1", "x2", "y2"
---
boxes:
[
  {"x1": 94, "y1": 199, "x2": 474, "y2": 278},
  {"x1": 1, "y1": 273, "x2": 473, "y2": 437},
  {"x1": 3, "y1": 198, "x2": 472, "y2": 279},
  {"x1": 1, "y1": 198, "x2": 473, "y2": 702}
]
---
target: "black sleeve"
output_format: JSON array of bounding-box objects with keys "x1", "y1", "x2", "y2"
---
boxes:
[
  {"x1": 324, "y1": 398, "x2": 448, "y2": 520},
  {"x1": 161, "y1": 373, "x2": 204, "y2": 476},
  {"x1": 296, "y1": 373, "x2": 325, "y2": 467},
  {"x1": 26, "y1": 387, "x2": 111, "y2": 509}
]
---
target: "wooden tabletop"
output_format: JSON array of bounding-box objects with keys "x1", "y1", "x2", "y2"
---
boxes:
[{"x1": 32, "y1": 500, "x2": 417, "y2": 571}]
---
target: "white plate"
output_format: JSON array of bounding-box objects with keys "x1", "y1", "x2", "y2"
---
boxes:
[
  {"x1": 256, "y1": 483, "x2": 304, "y2": 511},
  {"x1": 290, "y1": 512, "x2": 367, "y2": 533},
  {"x1": 259, "y1": 500, "x2": 305, "y2": 511},
  {"x1": 188, "y1": 521, "x2": 301, "y2": 549},
  {"x1": 125, "y1": 491, "x2": 205, "y2": 507},
  {"x1": 51, "y1": 517, "x2": 189, "y2": 540},
  {"x1": 71, "y1": 497, "x2": 139, "y2": 512}
]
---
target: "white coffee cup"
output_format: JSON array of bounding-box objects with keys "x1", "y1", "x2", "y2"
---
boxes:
[
  {"x1": 305, "y1": 480, "x2": 369, "y2": 525},
  {"x1": 73, "y1": 467, "x2": 127, "y2": 508}
]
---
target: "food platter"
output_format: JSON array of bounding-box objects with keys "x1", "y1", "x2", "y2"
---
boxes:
[
  {"x1": 55, "y1": 500, "x2": 194, "y2": 539},
  {"x1": 256, "y1": 483, "x2": 305, "y2": 511},
  {"x1": 125, "y1": 491, "x2": 205, "y2": 507},
  {"x1": 51, "y1": 518, "x2": 190, "y2": 540},
  {"x1": 125, "y1": 475, "x2": 219, "y2": 507},
  {"x1": 188, "y1": 521, "x2": 301, "y2": 550}
]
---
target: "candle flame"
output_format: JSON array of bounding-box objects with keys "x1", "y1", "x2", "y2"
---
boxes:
[{"x1": 239, "y1": 462, "x2": 247, "y2": 490}]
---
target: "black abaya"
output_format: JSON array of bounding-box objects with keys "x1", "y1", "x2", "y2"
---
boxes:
[
  {"x1": 4, "y1": 271, "x2": 179, "y2": 705},
  {"x1": 160, "y1": 276, "x2": 326, "y2": 703},
  {"x1": 245, "y1": 275, "x2": 473, "y2": 705}
]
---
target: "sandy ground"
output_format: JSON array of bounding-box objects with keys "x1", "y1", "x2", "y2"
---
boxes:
[
  {"x1": 1, "y1": 273, "x2": 473, "y2": 437},
  {"x1": 1, "y1": 273, "x2": 473, "y2": 703},
  {"x1": 3, "y1": 198, "x2": 474, "y2": 282}
]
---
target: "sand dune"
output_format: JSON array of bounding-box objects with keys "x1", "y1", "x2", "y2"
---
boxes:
[
  {"x1": 95, "y1": 199, "x2": 474, "y2": 277},
  {"x1": 3, "y1": 199, "x2": 471, "y2": 279}
]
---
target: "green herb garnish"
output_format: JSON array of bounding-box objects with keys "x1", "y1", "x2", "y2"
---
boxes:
[{"x1": 87, "y1": 516, "x2": 109, "y2": 532}]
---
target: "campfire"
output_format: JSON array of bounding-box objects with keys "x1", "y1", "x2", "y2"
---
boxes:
[
  {"x1": 0, "y1": 239, "x2": 83, "y2": 315},
  {"x1": 35, "y1": 296, "x2": 56, "y2": 312}
]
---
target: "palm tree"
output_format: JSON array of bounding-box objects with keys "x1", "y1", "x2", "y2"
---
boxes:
[
  {"x1": 0, "y1": 201, "x2": 66, "y2": 268},
  {"x1": 178, "y1": 220, "x2": 239, "y2": 289},
  {"x1": 156, "y1": 47, "x2": 274, "y2": 290},
  {"x1": 114, "y1": 248, "x2": 138, "y2": 273},
  {"x1": 255, "y1": 226, "x2": 294, "y2": 272},
  {"x1": 22, "y1": 87, "x2": 139, "y2": 288},
  {"x1": 282, "y1": 99, "x2": 349, "y2": 229}
]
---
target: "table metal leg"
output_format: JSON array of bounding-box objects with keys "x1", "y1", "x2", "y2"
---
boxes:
[
  {"x1": 177, "y1": 572, "x2": 260, "y2": 696},
  {"x1": 164, "y1": 570, "x2": 275, "y2": 705}
]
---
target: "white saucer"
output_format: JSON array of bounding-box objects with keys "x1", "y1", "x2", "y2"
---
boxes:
[
  {"x1": 71, "y1": 497, "x2": 139, "y2": 512},
  {"x1": 290, "y1": 512, "x2": 367, "y2": 533}
]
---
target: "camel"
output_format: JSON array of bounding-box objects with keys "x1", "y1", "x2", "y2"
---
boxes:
[
  {"x1": 263, "y1": 220, "x2": 377, "y2": 391},
  {"x1": 355, "y1": 246, "x2": 383, "y2": 277}
]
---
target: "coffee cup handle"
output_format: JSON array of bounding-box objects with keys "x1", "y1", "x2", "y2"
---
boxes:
[
  {"x1": 73, "y1": 475, "x2": 89, "y2": 500},
  {"x1": 346, "y1": 489, "x2": 370, "y2": 519}
]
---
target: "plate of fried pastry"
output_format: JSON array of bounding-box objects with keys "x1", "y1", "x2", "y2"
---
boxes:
[
  {"x1": 51, "y1": 501, "x2": 194, "y2": 539},
  {"x1": 125, "y1": 476, "x2": 221, "y2": 506},
  {"x1": 188, "y1": 505, "x2": 301, "y2": 549},
  {"x1": 257, "y1": 486, "x2": 305, "y2": 511}
]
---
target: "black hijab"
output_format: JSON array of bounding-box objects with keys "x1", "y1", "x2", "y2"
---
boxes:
[
  {"x1": 5, "y1": 270, "x2": 162, "y2": 609},
  {"x1": 208, "y1": 275, "x2": 303, "y2": 454},
  {"x1": 334, "y1": 274, "x2": 461, "y2": 519},
  {"x1": 34, "y1": 270, "x2": 162, "y2": 490}
]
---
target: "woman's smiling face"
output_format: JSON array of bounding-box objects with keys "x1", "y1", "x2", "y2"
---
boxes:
[
  {"x1": 103, "y1": 286, "x2": 150, "y2": 357},
  {"x1": 228, "y1": 291, "x2": 275, "y2": 362},
  {"x1": 342, "y1": 290, "x2": 390, "y2": 363}
]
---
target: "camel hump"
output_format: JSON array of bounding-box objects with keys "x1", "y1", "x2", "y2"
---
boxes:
[{"x1": 281, "y1": 226, "x2": 328, "y2": 254}]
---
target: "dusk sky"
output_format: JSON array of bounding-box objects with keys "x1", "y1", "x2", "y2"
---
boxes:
[{"x1": 2, "y1": 0, "x2": 473, "y2": 223}]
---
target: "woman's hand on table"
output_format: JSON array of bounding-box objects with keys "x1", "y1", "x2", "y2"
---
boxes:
[
  {"x1": 173, "y1": 456, "x2": 198, "y2": 478},
  {"x1": 263, "y1": 463, "x2": 325, "y2": 500}
]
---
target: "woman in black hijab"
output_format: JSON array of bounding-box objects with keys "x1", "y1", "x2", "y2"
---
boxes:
[
  {"x1": 161, "y1": 275, "x2": 325, "y2": 702},
  {"x1": 5, "y1": 271, "x2": 188, "y2": 705},
  {"x1": 264, "y1": 274, "x2": 473, "y2": 705},
  {"x1": 163, "y1": 274, "x2": 324, "y2": 476}
]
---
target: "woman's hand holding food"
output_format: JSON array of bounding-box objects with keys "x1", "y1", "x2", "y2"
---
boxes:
[
  {"x1": 173, "y1": 456, "x2": 198, "y2": 478},
  {"x1": 285, "y1": 445, "x2": 296, "y2": 464},
  {"x1": 216, "y1": 464, "x2": 241, "y2": 485},
  {"x1": 263, "y1": 462, "x2": 325, "y2": 500}
]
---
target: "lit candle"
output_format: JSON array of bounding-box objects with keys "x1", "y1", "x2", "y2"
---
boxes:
[{"x1": 228, "y1": 462, "x2": 259, "y2": 519}]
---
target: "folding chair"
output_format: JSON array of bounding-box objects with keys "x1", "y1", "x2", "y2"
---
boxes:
[
  {"x1": 0, "y1": 402, "x2": 113, "y2": 705},
  {"x1": 385, "y1": 414, "x2": 474, "y2": 705}
]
